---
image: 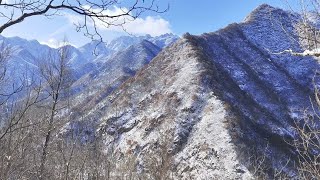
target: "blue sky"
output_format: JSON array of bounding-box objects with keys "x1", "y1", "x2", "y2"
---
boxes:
[
  {"x1": 1, "y1": 0, "x2": 287, "y2": 47},
  {"x1": 161, "y1": 0, "x2": 285, "y2": 35}
]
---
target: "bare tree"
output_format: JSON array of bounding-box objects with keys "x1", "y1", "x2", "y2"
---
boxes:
[
  {"x1": 0, "y1": 42, "x2": 10, "y2": 82},
  {"x1": 273, "y1": 0, "x2": 320, "y2": 57},
  {"x1": 290, "y1": 112, "x2": 320, "y2": 179},
  {"x1": 0, "y1": 42, "x2": 50, "y2": 179},
  {"x1": 37, "y1": 43, "x2": 73, "y2": 179},
  {"x1": 271, "y1": 1, "x2": 320, "y2": 178},
  {"x1": 285, "y1": 80, "x2": 320, "y2": 179}
]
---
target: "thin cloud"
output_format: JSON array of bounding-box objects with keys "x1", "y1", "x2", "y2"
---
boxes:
[
  {"x1": 123, "y1": 16, "x2": 172, "y2": 36},
  {"x1": 41, "y1": 38, "x2": 75, "y2": 48},
  {"x1": 49, "y1": 24, "x2": 73, "y2": 38},
  {"x1": 65, "y1": 6, "x2": 172, "y2": 37}
]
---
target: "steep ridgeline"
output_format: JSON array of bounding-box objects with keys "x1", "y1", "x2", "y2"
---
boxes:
[
  {"x1": 106, "y1": 33, "x2": 178, "y2": 52},
  {"x1": 0, "y1": 35, "x2": 52, "y2": 79},
  {"x1": 71, "y1": 40, "x2": 161, "y2": 111},
  {"x1": 82, "y1": 4, "x2": 320, "y2": 179},
  {"x1": 0, "y1": 35, "x2": 56, "y2": 97},
  {"x1": 82, "y1": 36, "x2": 251, "y2": 179},
  {"x1": 73, "y1": 34, "x2": 178, "y2": 78}
]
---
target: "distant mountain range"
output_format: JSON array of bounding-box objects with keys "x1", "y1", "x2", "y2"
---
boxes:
[
  {"x1": 0, "y1": 33, "x2": 178, "y2": 95},
  {"x1": 0, "y1": 33, "x2": 177, "y2": 69}
]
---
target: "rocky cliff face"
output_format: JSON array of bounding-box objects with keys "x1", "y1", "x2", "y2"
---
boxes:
[{"x1": 79, "y1": 4, "x2": 320, "y2": 179}]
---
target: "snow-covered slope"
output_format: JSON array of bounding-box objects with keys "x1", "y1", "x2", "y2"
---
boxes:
[
  {"x1": 72, "y1": 4, "x2": 320, "y2": 179},
  {"x1": 0, "y1": 35, "x2": 54, "y2": 88},
  {"x1": 71, "y1": 40, "x2": 161, "y2": 111},
  {"x1": 106, "y1": 33, "x2": 178, "y2": 52},
  {"x1": 80, "y1": 37, "x2": 252, "y2": 179}
]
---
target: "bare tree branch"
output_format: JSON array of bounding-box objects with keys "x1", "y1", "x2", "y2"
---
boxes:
[{"x1": 0, "y1": 0, "x2": 168, "y2": 41}]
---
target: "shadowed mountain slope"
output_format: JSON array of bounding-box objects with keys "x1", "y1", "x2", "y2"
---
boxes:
[{"x1": 78, "y1": 4, "x2": 320, "y2": 179}]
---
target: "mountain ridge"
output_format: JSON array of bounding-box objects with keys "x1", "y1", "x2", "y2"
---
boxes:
[{"x1": 75, "y1": 4, "x2": 320, "y2": 178}]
